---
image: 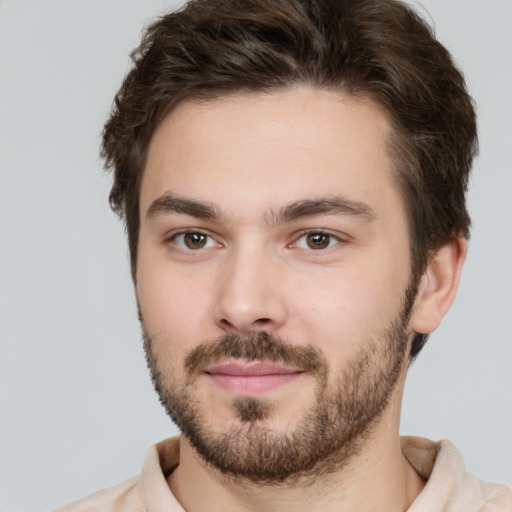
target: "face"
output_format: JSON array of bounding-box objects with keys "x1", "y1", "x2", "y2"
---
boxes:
[{"x1": 136, "y1": 89, "x2": 417, "y2": 482}]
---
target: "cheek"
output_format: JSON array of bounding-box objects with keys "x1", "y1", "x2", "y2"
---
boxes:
[
  {"x1": 136, "y1": 257, "x2": 215, "y2": 349},
  {"x1": 290, "y1": 262, "x2": 408, "y2": 355}
]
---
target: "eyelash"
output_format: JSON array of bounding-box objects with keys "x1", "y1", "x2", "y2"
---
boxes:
[
  {"x1": 165, "y1": 229, "x2": 345, "y2": 253},
  {"x1": 291, "y1": 230, "x2": 344, "y2": 251},
  {"x1": 167, "y1": 230, "x2": 221, "y2": 251}
]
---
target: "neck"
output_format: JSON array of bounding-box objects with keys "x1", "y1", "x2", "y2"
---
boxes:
[{"x1": 167, "y1": 413, "x2": 425, "y2": 512}]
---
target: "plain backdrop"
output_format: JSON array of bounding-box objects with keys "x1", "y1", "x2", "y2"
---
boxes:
[{"x1": 1, "y1": 1, "x2": 511, "y2": 510}]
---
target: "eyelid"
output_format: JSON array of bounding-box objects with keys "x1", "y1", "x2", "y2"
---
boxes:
[
  {"x1": 163, "y1": 227, "x2": 348, "y2": 251},
  {"x1": 290, "y1": 229, "x2": 347, "y2": 249},
  {"x1": 165, "y1": 228, "x2": 223, "y2": 251}
]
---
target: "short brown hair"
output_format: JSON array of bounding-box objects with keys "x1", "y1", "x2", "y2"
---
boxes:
[{"x1": 101, "y1": 0, "x2": 477, "y2": 359}]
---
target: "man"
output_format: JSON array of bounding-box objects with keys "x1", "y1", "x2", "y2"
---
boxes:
[{"x1": 56, "y1": 0, "x2": 511, "y2": 510}]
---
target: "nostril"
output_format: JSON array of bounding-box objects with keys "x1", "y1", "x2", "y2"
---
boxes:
[
  {"x1": 254, "y1": 318, "x2": 271, "y2": 325},
  {"x1": 220, "y1": 319, "x2": 235, "y2": 329},
  {"x1": 218, "y1": 317, "x2": 272, "y2": 332}
]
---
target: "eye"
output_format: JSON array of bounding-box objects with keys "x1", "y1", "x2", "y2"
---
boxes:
[
  {"x1": 172, "y1": 231, "x2": 219, "y2": 250},
  {"x1": 294, "y1": 232, "x2": 341, "y2": 250}
]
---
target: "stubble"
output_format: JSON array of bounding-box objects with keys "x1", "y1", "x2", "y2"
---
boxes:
[{"x1": 142, "y1": 290, "x2": 414, "y2": 484}]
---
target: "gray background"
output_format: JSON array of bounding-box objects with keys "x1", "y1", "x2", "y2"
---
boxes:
[{"x1": 1, "y1": 1, "x2": 511, "y2": 510}]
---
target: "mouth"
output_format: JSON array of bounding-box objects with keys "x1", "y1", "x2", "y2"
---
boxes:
[{"x1": 204, "y1": 361, "x2": 305, "y2": 396}]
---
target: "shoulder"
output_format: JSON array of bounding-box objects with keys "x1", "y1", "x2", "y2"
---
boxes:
[
  {"x1": 52, "y1": 437, "x2": 181, "y2": 512},
  {"x1": 52, "y1": 475, "x2": 145, "y2": 512},
  {"x1": 402, "y1": 436, "x2": 512, "y2": 511},
  {"x1": 475, "y1": 479, "x2": 512, "y2": 511}
]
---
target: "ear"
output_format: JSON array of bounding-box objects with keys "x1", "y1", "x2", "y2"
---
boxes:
[{"x1": 409, "y1": 237, "x2": 468, "y2": 334}]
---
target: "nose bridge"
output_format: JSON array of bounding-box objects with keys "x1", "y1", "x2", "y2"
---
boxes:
[{"x1": 214, "y1": 241, "x2": 286, "y2": 333}]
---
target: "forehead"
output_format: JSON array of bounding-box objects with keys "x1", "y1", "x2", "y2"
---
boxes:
[{"x1": 140, "y1": 88, "x2": 402, "y2": 221}]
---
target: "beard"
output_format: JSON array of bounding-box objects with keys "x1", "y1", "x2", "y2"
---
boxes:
[{"x1": 142, "y1": 286, "x2": 415, "y2": 485}]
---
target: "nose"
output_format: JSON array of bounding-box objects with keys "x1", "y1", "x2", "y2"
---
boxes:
[{"x1": 213, "y1": 247, "x2": 288, "y2": 334}]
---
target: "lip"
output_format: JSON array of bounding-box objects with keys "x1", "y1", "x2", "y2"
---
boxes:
[{"x1": 204, "y1": 361, "x2": 305, "y2": 395}]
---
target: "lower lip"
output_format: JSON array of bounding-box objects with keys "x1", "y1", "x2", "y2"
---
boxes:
[{"x1": 207, "y1": 373, "x2": 303, "y2": 395}]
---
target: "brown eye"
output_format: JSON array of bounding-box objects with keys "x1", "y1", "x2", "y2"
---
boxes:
[
  {"x1": 306, "y1": 233, "x2": 331, "y2": 249},
  {"x1": 183, "y1": 232, "x2": 208, "y2": 249},
  {"x1": 171, "y1": 231, "x2": 220, "y2": 252}
]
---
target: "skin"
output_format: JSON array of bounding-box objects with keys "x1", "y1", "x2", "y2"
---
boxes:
[{"x1": 136, "y1": 88, "x2": 467, "y2": 512}]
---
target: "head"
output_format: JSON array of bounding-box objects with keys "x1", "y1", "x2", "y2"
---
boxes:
[
  {"x1": 101, "y1": 0, "x2": 476, "y2": 482},
  {"x1": 102, "y1": 0, "x2": 477, "y2": 361}
]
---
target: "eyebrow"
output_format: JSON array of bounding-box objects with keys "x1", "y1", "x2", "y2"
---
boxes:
[
  {"x1": 146, "y1": 193, "x2": 376, "y2": 225},
  {"x1": 147, "y1": 194, "x2": 224, "y2": 221},
  {"x1": 267, "y1": 197, "x2": 377, "y2": 225}
]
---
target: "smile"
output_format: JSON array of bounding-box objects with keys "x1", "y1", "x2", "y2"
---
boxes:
[{"x1": 204, "y1": 362, "x2": 305, "y2": 395}]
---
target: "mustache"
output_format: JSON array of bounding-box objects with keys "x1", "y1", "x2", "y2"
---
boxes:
[{"x1": 185, "y1": 331, "x2": 327, "y2": 377}]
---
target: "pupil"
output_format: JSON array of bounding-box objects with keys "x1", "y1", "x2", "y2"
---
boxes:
[
  {"x1": 307, "y1": 233, "x2": 329, "y2": 249},
  {"x1": 185, "y1": 233, "x2": 206, "y2": 249}
]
